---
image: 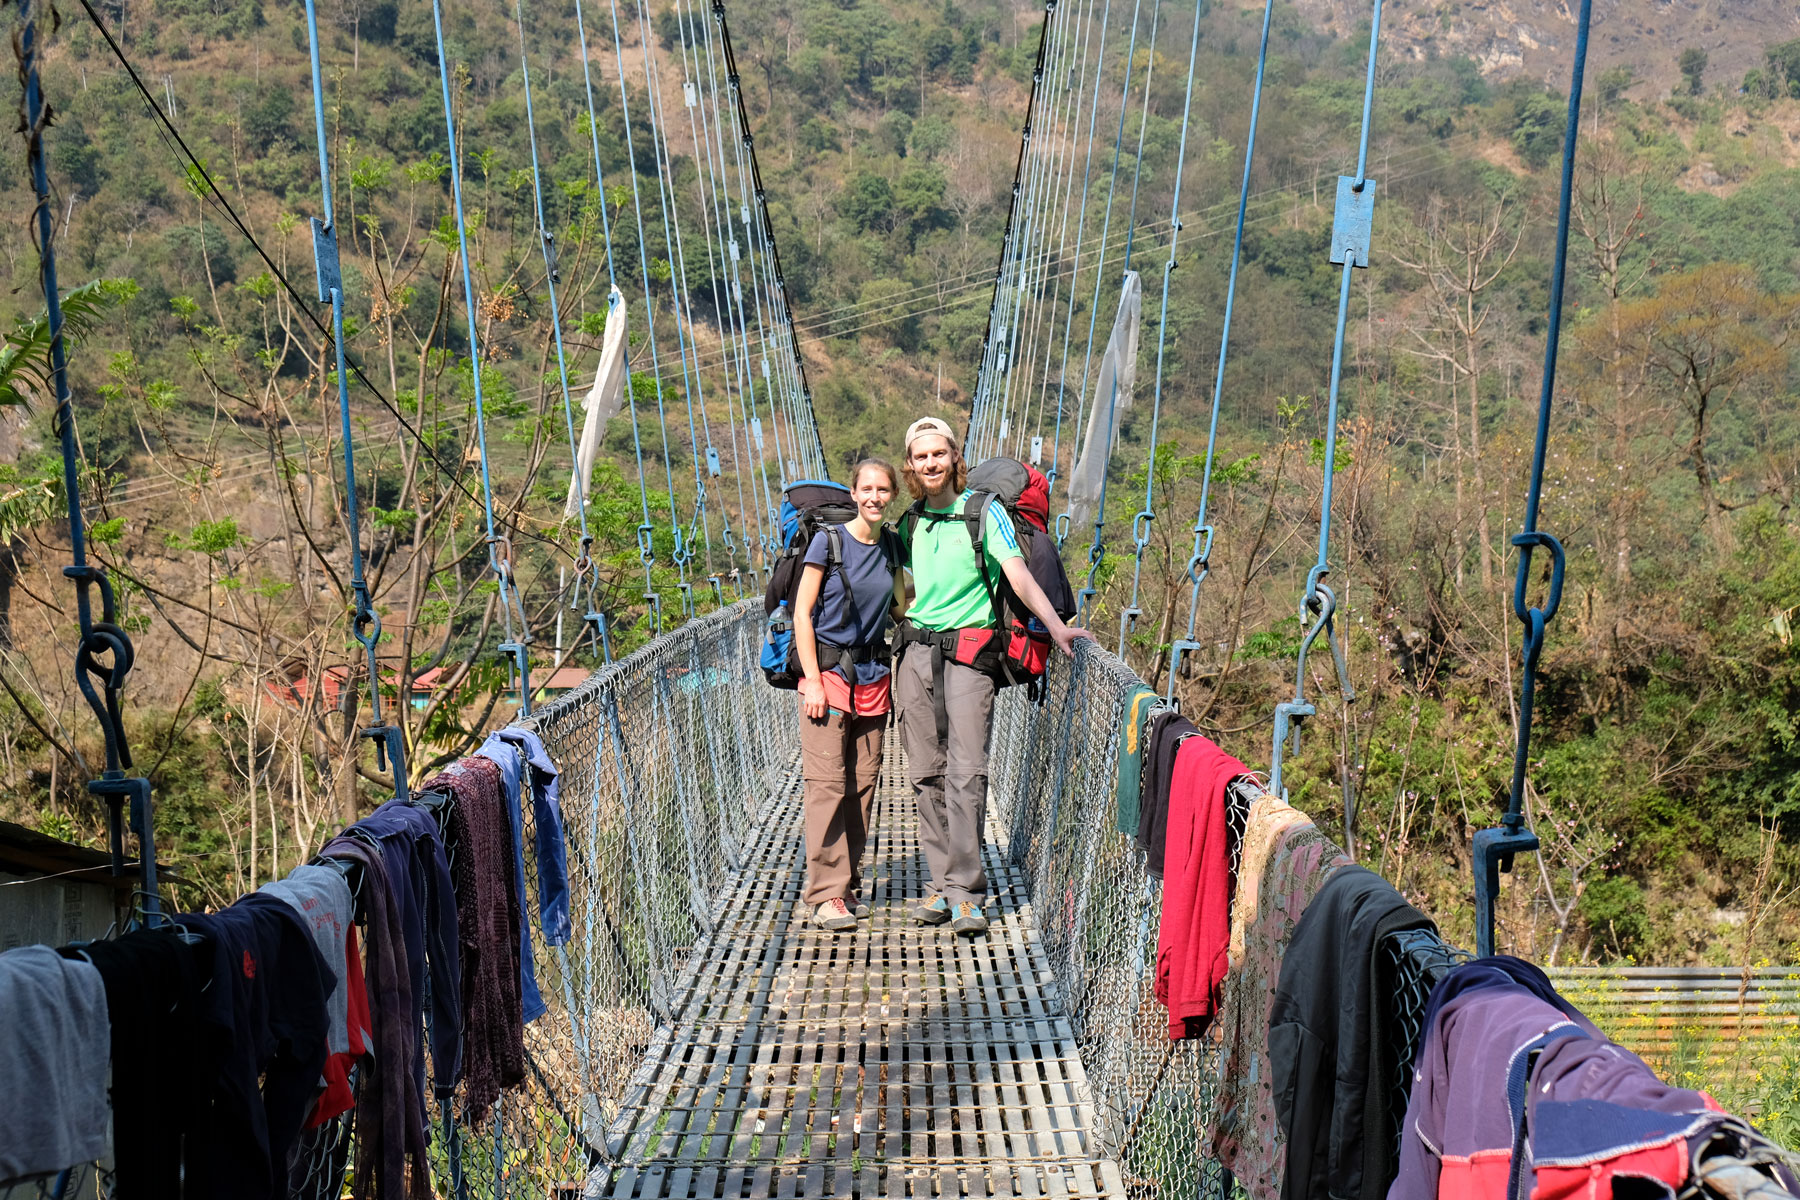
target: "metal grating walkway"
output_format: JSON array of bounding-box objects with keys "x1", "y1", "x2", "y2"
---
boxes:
[{"x1": 596, "y1": 744, "x2": 1126, "y2": 1199}]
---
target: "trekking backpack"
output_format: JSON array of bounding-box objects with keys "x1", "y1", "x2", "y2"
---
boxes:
[
  {"x1": 898, "y1": 457, "x2": 1076, "y2": 690},
  {"x1": 760, "y1": 480, "x2": 900, "y2": 688}
]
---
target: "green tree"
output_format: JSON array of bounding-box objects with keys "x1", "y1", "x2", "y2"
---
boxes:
[
  {"x1": 1679, "y1": 48, "x2": 1708, "y2": 96},
  {"x1": 1511, "y1": 91, "x2": 1565, "y2": 168},
  {"x1": 836, "y1": 170, "x2": 894, "y2": 233}
]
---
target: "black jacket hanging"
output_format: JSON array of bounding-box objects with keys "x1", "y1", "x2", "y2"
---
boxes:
[{"x1": 1268, "y1": 865, "x2": 1436, "y2": 1200}]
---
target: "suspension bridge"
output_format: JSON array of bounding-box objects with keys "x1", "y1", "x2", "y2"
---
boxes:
[{"x1": 6, "y1": 0, "x2": 1635, "y2": 1194}]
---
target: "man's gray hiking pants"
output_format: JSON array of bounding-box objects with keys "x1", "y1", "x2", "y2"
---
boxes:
[{"x1": 894, "y1": 640, "x2": 996, "y2": 905}]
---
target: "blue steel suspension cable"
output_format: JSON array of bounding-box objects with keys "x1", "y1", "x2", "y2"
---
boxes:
[
  {"x1": 1267, "y1": 0, "x2": 1383, "y2": 803},
  {"x1": 654, "y1": 2, "x2": 760, "y2": 605},
  {"x1": 996, "y1": 0, "x2": 1081, "y2": 458},
  {"x1": 668, "y1": 0, "x2": 751, "y2": 596},
  {"x1": 714, "y1": 61, "x2": 795, "y2": 503},
  {"x1": 1123, "y1": 0, "x2": 1209, "y2": 663},
  {"x1": 1166, "y1": 0, "x2": 1276, "y2": 700},
  {"x1": 431, "y1": 0, "x2": 534, "y2": 712},
  {"x1": 510, "y1": 0, "x2": 611, "y2": 665},
  {"x1": 607, "y1": 0, "x2": 691, "y2": 630},
  {"x1": 1117, "y1": 0, "x2": 1160, "y2": 274},
  {"x1": 301, "y1": 0, "x2": 410, "y2": 790},
  {"x1": 714, "y1": 0, "x2": 829, "y2": 478},
  {"x1": 633, "y1": 0, "x2": 720, "y2": 613},
  {"x1": 1029, "y1": 0, "x2": 1103, "y2": 467},
  {"x1": 1049, "y1": 0, "x2": 1117, "y2": 527},
  {"x1": 17, "y1": 0, "x2": 163, "y2": 922},
  {"x1": 965, "y1": 0, "x2": 1059, "y2": 460},
  {"x1": 715, "y1": 27, "x2": 817, "y2": 484},
  {"x1": 699, "y1": 12, "x2": 798, "y2": 489},
  {"x1": 571, "y1": 0, "x2": 653, "y2": 647},
  {"x1": 1071, "y1": 0, "x2": 1148, "y2": 626},
  {"x1": 1475, "y1": 0, "x2": 1592, "y2": 958},
  {"x1": 1001, "y1": 0, "x2": 1088, "y2": 460},
  {"x1": 690, "y1": 0, "x2": 774, "y2": 583},
  {"x1": 700, "y1": 15, "x2": 784, "y2": 563}
]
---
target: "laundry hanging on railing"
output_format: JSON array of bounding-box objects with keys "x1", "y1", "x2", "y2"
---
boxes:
[
  {"x1": 1065, "y1": 270, "x2": 1141, "y2": 538},
  {"x1": 341, "y1": 801, "x2": 464, "y2": 1126},
  {"x1": 1136, "y1": 705, "x2": 1197, "y2": 876},
  {"x1": 178, "y1": 896, "x2": 333, "y2": 1200},
  {"x1": 257, "y1": 865, "x2": 368, "y2": 1128},
  {"x1": 0, "y1": 946, "x2": 109, "y2": 1185},
  {"x1": 1206, "y1": 797, "x2": 1350, "y2": 1196},
  {"x1": 312, "y1": 831, "x2": 427, "y2": 1200},
  {"x1": 565, "y1": 288, "x2": 630, "y2": 519},
  {"x1": 1270, "y1": 866, "x2": 1436, "y2": 1200},
  {"x1": 1386, "y1": 957, "x2": 1766, "y2": 1200},
  {"x1": 0, "y1": 729, "x2": 571, "y2": 1199},
  {"x1": 1112, "y1": 686, "x2": 1161, "y2": 837},
  {"x1": 1153, "y1": 733, "x2": 1246, "y2": 1040},
  {"x1": 421, "y1": 755, "x2": 526, "y2": 1126},
  {"x1": 477, "y1": 725, "x2": 568, "y2": 1024}
]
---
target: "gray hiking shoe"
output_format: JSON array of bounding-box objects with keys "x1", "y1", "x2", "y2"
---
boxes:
[
  {"x1": 849, "y1": 895, "x2": 871, "y2": 919},
  {"x1": 912, "y1": 894, "x2": 951, "y2": 925},
  {"x1": 812, "y1": 897, "x2": 857, "y2": 932},
  {"x1": 950, "y1": 901, "x2": 989, "y2": 936}
]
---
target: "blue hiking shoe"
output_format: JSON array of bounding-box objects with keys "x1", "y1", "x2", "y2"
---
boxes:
[
  {"x1": 950, "y1": 901, "x2": 989, "y2": 936},
  {"x1": 912, "y1": 894, "x2": 951, "y2": 925}
]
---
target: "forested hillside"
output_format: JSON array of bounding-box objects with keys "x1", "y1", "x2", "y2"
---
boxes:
[{"x1": 0, "y1": 0, "x2": 1796, "y2": 975}]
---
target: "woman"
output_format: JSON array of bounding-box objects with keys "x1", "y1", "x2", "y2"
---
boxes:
[{"x1": 792, "y1": 458, "x2": 905, "y2": 932}]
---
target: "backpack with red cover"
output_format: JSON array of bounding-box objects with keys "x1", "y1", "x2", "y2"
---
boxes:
[{"x1": 898, "y1": 456, "x2": 1075, "y2": 689}]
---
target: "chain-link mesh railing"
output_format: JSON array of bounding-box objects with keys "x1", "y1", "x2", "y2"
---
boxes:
[
  {"x1": 10, "y1": 609, "x2": 1479, "y2": 1200},
  {"x1": 280, "y1": 600, "x2": 794, "y2": 1200},
  {"x1": 989, "y1": 643, "x2": 1472, "y2": 1199},
  {"x1": 0, "y1": 1164, "x2": 114, "y2": 1200}
]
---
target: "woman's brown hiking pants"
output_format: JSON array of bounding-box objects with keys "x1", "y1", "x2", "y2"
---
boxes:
[{"x1": 798, "y1": 709, "x2": 885, "y2": 906}]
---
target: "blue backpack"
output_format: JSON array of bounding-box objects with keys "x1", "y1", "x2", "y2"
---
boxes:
[{"x1": 760, "y1": 480, "x2": 899, "y2": 688}]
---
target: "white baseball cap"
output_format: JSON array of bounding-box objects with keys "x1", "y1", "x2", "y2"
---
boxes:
[{"x1": 904, "y1": 416, "x2": 956, "y2": 454}]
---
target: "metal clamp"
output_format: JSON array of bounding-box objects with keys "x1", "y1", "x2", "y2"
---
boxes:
[
  {"x1": 1472, "y1": 529, "x2": 1565, "y2": 956},
  {"x1": 497, "y1": 640, "x2": 532, "y2": 717},
  {"x1": 90, "y1": 772, "x2": 160, "y2": 923},
  {"x1": 1473, "y1": 825, "x2": 1540, "y2": 957},
  {"x1": 360, "y1": 725, "x2": 410, "y2": 803},
  {"x1": 1267, "y1": 580, "x2": 1356, "y2": 799},
  {"x1": 1330, "y1": 175, "x2": 1378, "y2": 267}
]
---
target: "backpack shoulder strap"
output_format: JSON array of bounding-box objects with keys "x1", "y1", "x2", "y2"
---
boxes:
[
  {"x1": 962, "y1": 490, "x2": 993, "y2": 558},
  {"x1": 823, "y1": 524, "x2": 859, "y2": 626},
  {"x1": 962, "y1": 491, "x2": 1010, "y2": 625},
  {"x1": 897, "y1": 499, "x2": 925, "y2": 548},
  {"x1": 877, "y1": 524, "x2": 902, "y2": 572}
]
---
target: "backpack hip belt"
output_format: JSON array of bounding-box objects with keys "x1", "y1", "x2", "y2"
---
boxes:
[
  {"x1": 815, "y1": 638, "x2": 890, "y2": 670},
  {"x1": 895, "y1": 620, "x2": 1010, "y2": 744}
]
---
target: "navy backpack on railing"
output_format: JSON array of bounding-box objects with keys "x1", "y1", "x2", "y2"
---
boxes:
[{"x1": 760, "y1": 480, "x2": 860, "y2": 688}]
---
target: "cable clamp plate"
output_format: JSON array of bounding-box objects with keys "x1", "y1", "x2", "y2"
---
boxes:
[{"x1": 1330, "y1": 176, "x2": 1378, "y2": 267}]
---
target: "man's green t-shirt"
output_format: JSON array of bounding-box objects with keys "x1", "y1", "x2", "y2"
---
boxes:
[{"x1": 904, "y1": 489, "x2": 1023, "y2": 632}]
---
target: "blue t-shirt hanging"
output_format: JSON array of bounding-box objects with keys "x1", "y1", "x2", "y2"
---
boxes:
[{"x1": 802, "y1": 526, "x2": 896, "y2": 649}]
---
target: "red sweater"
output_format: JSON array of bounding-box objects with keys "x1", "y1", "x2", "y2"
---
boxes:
[{"x1": 1153, "y1": 735, "x2": 1245, "y2": 1040}]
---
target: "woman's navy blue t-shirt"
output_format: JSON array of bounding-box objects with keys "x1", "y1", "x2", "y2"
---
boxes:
[{"x1": 803, "y1": 526, "x2": 894, "y2": 648}]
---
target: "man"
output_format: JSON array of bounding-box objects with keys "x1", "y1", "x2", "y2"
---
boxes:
[{"x1": 893, "y1": 417, "x2": 1094, "y2": 935}]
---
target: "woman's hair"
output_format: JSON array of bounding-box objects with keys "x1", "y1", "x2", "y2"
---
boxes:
[
  {"x1": 901, "y1": 440, "x2": 967, "y2": 500},
  {"x1": 850, "y1": 457, "x2": 900, "y2": 495}
]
